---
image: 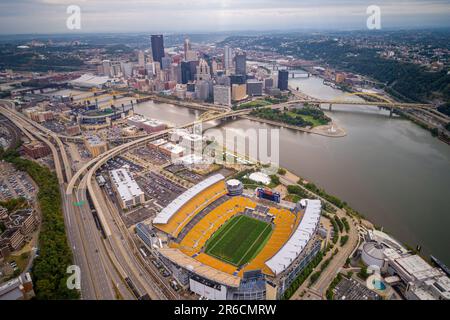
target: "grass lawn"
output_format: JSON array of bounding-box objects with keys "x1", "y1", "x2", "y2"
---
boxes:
[
  {"x1": 205, "y1": 215, "x2": 272, "y2": 266},
  {"x1": 286, "y1": 112, "x2": 327, "y2": 127},
  {"x1": 235, "y1": 99, "x2": 272, "y2": 110},
  {"x1": 284, "y1": 194, "x2": 301, "y2": 203}
]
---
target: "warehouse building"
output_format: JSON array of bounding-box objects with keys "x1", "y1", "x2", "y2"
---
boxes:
[{"x1": 109, "y1": 167, "x2": 145, "y2": 209}]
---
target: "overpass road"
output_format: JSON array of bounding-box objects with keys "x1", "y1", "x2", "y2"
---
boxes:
[{"x1": 0, "y1": 101, "x2": 133, "y2": 300}]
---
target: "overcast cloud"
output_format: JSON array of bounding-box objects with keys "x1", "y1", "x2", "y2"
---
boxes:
[{"x1": 0, "y1": 0, "x2": 449, "y2": 34}]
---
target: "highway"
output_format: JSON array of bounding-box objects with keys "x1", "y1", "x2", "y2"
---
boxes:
[{"x1": 0, "y1": 101, "x2": 131, "y2": 300}]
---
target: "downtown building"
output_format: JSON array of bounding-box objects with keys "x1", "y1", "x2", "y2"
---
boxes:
[
  {"x1": 214, "y1": 85, "x2": 231, "y2": 107},
  {"x1": 246, "y1": 79, "x2": 264, "y2": 96},
  {"x1": 224, "y1": 46, "x2": 233, "y2": 73},
  {"x1": 277, "y1": 70, "x2": 289, "y2": 91},
  {"x1": 234, "y1": 51, "x2": 247, "y2": 76},
  {"x1": 231, "y1": 84, "x2": 247, "y2": 102},
  {"x1": 151, "y1": 35, "x2": 165, "y2": 65}
]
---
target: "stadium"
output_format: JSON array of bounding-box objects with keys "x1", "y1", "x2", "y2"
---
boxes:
[{"x1": 138, "y1": 174, "x2": 323, "y2": 300}]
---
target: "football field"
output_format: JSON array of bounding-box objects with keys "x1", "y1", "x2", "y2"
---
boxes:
[{"x1": 205, "y1": 215, "x2": 272, "y2": 266}]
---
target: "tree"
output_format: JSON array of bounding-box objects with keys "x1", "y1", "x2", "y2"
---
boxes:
[
  {"x1": 1, "y1": 149, "x2": 79, "y2": 299},
  {"x1": 358, "y1": 266, "x2": 369, "y2": 280}
]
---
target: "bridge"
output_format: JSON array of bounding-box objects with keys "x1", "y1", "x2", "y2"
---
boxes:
[{"x1": 287, "y1": 90, "x2": 435, "y2": 116}]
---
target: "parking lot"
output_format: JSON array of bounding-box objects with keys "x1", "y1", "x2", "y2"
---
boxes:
[
  {"x1": 102, "y1": 156, "x2": 144, "y2": 173},
  {"x1": 42, "y1": 120, "x2": 66, "y2": 134},
  {"x1": 136, "y1": 172, "x2": 186, "y2": 208},
  {"x1": 131, "y1": 146, "x2": 170, "y2": 166},
  {"x1": 0, "y1": 163, "x2": 37, "y2": 201},
  {"x1": 122, "y1": 201, "x2": 159, "y2": 227}
]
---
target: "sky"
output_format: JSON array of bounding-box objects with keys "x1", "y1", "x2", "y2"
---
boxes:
[{"x1": 0, "y1": 0, "x2": 449, "y2": 34}]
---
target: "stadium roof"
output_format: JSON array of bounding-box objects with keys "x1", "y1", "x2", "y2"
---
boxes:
[
  {"x1": 70, "y1": 74, "x2": 110, "y2": 88},
  {"x1": 158, "y1": 248, "x2": 241, "y2": 288},
  {"x1": 265, "y1": 199, "x2": 321, "y2": 275},
  {"x1": 153, "y1": 174, "x2": 225, "y2": 225}
]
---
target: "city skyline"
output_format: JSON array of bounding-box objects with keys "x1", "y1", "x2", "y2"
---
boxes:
[{"x1": 1, "y1": 0, "x2": 450, "y2": 34}]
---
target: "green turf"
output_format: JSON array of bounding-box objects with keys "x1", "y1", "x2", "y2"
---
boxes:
[{"x1": 205, "y1": 215, "x2": 273, "y2": 266}]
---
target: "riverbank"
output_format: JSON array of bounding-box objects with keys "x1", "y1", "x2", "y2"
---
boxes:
[{"x1": 241, "y1": 115, "x2": 347, "y2": 138}]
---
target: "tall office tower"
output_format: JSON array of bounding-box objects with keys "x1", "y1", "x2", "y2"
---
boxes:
[
  {"x1": 145, "y1": 63, "x2": 155, "y2": 78},
  {"x1": 213, "y1": 85, "x2": 231, "y2": 107},
  {"x1": 277, "y1": 70, "x2": 289, "y2": 91},
  {"x1": 234, "y1": 51, "x2": 247, "y2": 76},
  {"x1": 138, "y1": 50, "x2": 145, "y2": 67},
  {"x1": 171, "y1": 63, "x2": 182, "y2": 83},
  {"x1": 211, "y1": 59, "x2": 218, "y2": 75},
  {"x1": 153, "y1": 61, "x2": 161, "y2": 80},
  {"x1": 120, "y1": 62, "x2": 133, "y2": 78},
  {"x1": 110, "y1": 62, "x2": 122, "y2": 78},
  {"x1": 184, "y1": 38, "x2": 191, "y2": 60},
  {"x1": 181, "y1": 61, "x2": 192, "y2": 84},
  {"x1": 224, "y1": 46, "x2": 233, "y2": 72},
  {"x1": 151, "y1": 34, "x2": 165, "y2": 64},
  {"x1": 195, "y1": 80, "x2": 210, "y2": 101},
  {"x1": 161, "y1": 56, "x2": 172, "y2": 71},
  {"x1": 102, "y1": 60, "x2": 112, "y2": 77},
  {"x1": 188, "y1": 60, "x2": 199, "y2": 81},
  {"x1": 196, "y1": 59, "x2": 211, "y2": 81}
]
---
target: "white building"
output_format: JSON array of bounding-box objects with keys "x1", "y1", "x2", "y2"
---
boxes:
[
  {"x1": 249, "y1": 171, "x2": 271, "y2": 186},
  {"x1": 179, "y1": 132, "x2": 203, "y2": 154},
  {"x1": 383, "y1": 249, "x2": 450, "y2": 300},
  {"x1": 70, "y1": 74, "x2": 110, "y2": 89},
  {"x1": 109, "y1": 167, "x2": 145, "y2": 209},
  {"x1": 160, "y1": 143, "x2": 184, "y2": 158},
  {"x1": 213, "y1": 85, "x2": 231, "y2": 107}
]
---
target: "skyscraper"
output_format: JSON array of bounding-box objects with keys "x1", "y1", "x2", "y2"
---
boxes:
[
  {"x1": 161, "y1": 56, "x2": 172, "y2": 71},
  {"x1": 151, "y1": 35, "x2": 165, "y2": 64},
  {"x1": 181, "y1": 61, "x2": 191, "y2": 84},
  {"x1": 184, "y1": 38, "x2": 191, "y2": 60},
  {"x1": 234, "y1": 51, "x2": 247, "y2": 76},
  {"x1": 224, "y1": 46, "x2": 233, "y2": 72},
  {"x1": 278, "y1": 70, "x2": 289, "y2": 91},
  {"x1": 214, "y1": 85, "x2": 231, "y2": 107},
  {"x1": 196, "y1": 59, "x2": 211, "y2": 81},
  {"x1": 138, "y1": 50, "x2": 145, "y2": 67}
]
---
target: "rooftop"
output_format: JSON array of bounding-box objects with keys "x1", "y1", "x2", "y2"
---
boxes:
[
  {"x1": 153, "y1": 174, "x2": 225, "y2": 225},
  {"x1": 158, "y1": 248, "x2": 241, "y2": 288},
  {"x1": 109, "y1": 167, "x2": 143, "y2": 203},
  {"x1": 265, "y1": 199, "x2": 321, "y2": 275}
]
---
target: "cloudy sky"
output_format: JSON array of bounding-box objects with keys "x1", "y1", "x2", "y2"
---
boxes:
[{"x1": 1, "y1": 0, "x2": 449, "y2": 34}]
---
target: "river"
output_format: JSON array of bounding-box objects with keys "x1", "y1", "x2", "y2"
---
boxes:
[{"x1": 134, "y1": 76, "x2": 450, "y2": 265}]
